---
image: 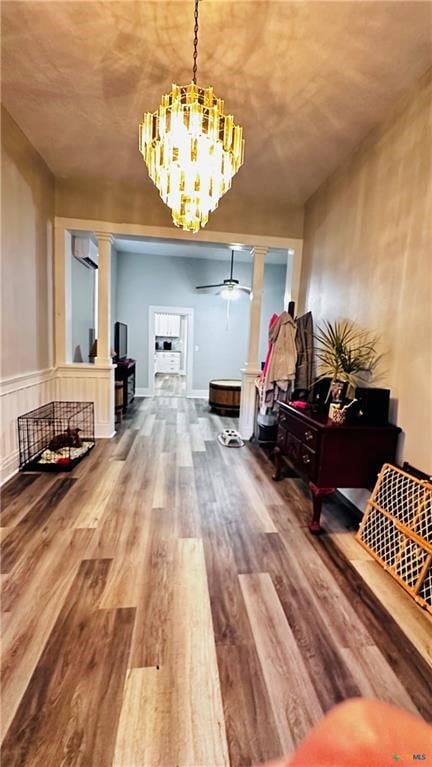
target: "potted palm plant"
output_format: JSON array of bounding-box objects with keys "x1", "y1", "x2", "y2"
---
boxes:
[{"x1": 314, "y1": 319, "x2": 381, "y2": 401}]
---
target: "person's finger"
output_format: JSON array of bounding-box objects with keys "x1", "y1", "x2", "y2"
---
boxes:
[{"x1": 276, "y1": 698, "x2": 431, "y2": 767}]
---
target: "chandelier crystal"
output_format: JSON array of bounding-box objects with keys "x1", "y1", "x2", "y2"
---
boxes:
[{"x1": 139, "y1": 3, "x2": 244, "y2": 233}]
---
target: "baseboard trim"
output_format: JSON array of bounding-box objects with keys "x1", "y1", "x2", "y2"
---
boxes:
[
  {"x1": 335, "y1": 488, "x2": 369, "y2": 517},
  {"x1": 135, "y1": 387, "x2": 152, "y2": 397},
  {"x1": 1, "y1": 450, "x2": 20, "y2": 486},
  {"x1": 96, "y1": 425, "x2": 116, "y2": 439},
  {"x1": 188, "y1": 389, "x2": 208, "y2": 398}
]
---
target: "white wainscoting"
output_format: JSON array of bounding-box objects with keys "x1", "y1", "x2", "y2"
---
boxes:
[
  {"x1": 56, "y1": 363, "x2": 115, "y2": 440},
  {"x1": 1, "y1": 364, "x2": 115, "y2": 486},
  {"x1": 0, "y1": 368, "x2": 57, "y2": 485}
]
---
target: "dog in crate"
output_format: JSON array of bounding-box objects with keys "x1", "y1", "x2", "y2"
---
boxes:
[{"x1": 48, "y1": 427, "x2": 82, "y2": 452}]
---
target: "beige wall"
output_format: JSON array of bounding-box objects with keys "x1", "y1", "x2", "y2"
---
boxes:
[
  {"x1": 299, "y1": 71, "x2": 432, "y2": 473},
  {"x1": 1, "y1": 107, "x2": 55, "y2": 378},
  {"x1": 55, "y1": 176, "x2": 304, "y2": 239}
]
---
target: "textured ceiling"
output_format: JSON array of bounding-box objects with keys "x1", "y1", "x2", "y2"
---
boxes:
[{"x1": 2, "y1": 1, "x2": 432, "y2": 205}]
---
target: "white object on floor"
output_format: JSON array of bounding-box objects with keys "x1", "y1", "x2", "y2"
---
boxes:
[{"x1": 217, "y1": 429, "x2": 244, "y2": 448}]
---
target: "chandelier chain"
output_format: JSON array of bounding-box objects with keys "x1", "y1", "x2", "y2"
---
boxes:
[
  {"x1": 139, "y1": 0, "x2": 244, "y2": 232},
  {"x1": 192, "y1": 0, "x2": 199, "y2": 84}
]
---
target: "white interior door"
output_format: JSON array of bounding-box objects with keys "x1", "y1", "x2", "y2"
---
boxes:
[
  {"x1": 180, "y1": 315, "x2": 187, "y2": 373},
  {"x1": 148, "y1": 306, "x2": 194, "y2": 396}
]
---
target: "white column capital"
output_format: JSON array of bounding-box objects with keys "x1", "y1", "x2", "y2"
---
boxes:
[
  {"x1": 252, "y1": 245, "x2": 268, "y2": 257},
  {"x1": 95, "y1": 231, "x2": 114, "y2": 244}
]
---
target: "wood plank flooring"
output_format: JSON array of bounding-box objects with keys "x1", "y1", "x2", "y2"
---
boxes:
[
  {"x1": 155, "y1": 373, "x2": 186, "y2": 397},
  {"x1": 1, "y1": 396, "x2": 431, "y2": 766}
]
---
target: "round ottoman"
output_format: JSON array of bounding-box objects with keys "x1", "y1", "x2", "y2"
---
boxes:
[{"x1": 209, "y1": 379, "x2": 241, "y2": 415}]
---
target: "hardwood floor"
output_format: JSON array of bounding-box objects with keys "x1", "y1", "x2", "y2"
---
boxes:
[
  {"x1": 155, "y1": 373, "x2": 186, "y2": 397},
  {"x1": 1, "y1": 396, "x2": 431, "y2": 766}
]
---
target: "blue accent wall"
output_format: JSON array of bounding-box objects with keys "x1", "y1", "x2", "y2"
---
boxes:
[{"x1": 115, "y1": 251, "x2": 286, "y2": 390}]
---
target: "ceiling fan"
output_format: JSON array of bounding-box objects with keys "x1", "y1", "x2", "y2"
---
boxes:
[{"x1": 195, "y1": 250, "x2": 251, "y2": 300}]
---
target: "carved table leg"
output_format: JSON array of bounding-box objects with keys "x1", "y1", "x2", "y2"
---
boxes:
[
  {"x1": 272, "y1": 446, "x2": 282, "y2": 481},
  {"x1": 308, "y1": 482, "x2": 336, "y2": 534}
]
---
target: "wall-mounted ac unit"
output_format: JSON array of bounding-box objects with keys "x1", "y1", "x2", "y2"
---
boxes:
[{"x1": 72, "y1": 236, "x2": 99, "y2": 269}]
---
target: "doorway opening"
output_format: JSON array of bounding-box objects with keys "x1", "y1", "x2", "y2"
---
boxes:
[{"x1": 148, "y1": 306, "x2": 194, "y2": 397}]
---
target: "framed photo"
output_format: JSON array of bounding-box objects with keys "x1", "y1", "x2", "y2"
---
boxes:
[{"x1": 329, "y1": 380, "x2": 347, "y2": 402}]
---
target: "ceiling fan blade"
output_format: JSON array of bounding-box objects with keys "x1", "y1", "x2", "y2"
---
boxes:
[
  {"x1": 195, "y1": 283, "x2": 225, "y2": 289},
  {"x1": 196, "y1": 250, "x2": 246, "y2": 293}
]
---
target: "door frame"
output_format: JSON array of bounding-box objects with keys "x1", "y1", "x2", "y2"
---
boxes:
[{"x1": 148, "y1": 305, "x2": 194, "y2": 397}]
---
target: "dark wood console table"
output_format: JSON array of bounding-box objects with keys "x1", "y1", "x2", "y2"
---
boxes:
[
  {"x1": 114, "y1": 359, "x2": 136, "y2": 414},
  {"x1": 273, "y1": 402, "x2": 400, "y2": 534}
]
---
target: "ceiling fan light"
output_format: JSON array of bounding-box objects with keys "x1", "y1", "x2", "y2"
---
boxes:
[{"x1": 221, "y1": 285, "x2": 240, "y2": 301}]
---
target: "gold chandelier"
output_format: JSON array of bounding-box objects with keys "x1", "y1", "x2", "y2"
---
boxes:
[{"x1": 139, "y1": 0, "x2": 244, "y2": 233}]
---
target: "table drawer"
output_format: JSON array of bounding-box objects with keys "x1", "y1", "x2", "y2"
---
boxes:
[
  {"x1": 285, "y1": 433, "x2": 317, "y2": 481},
  {"x1": 283, "y1": 411, "x2": 320, "y2": 451}
]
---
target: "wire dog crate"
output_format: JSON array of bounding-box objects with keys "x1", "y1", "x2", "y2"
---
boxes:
[
  {"x1": 356, "y1": 463, "x2": 432, "y2": 614},
  {"x1": 18, "y1": 401, "x2": 95, "y2": 472}
]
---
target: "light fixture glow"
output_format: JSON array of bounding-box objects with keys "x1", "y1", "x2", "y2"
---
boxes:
[
  {"x1": 139, "y1": 1, "x2": 244, "y2": 234},
  {"x1": 221, "y1": 285, "x2": 240, "y2": 301}
]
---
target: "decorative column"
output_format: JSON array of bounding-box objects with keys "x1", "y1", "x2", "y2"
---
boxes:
[
  {"x1": 54, "y1": 225, "x2": 72, "y2": 366},
  {"x1": 290, "y1": 241, "x2": 303, "y2": 312},
  {"x1": 95, "y1": 232, "x2": 113, "y2": 365},
  {"x1": 283, "y1": 248, "x2": 294, "y2": 312},
  {"x1": 239, "y1": 245, "x2": 267, "y2": 439},
  {"x1": 93, "y1": 231, "x2": 115, "y2": 437}
]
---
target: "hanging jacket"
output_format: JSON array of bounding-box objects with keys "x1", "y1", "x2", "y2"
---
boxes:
[
  {"x1": 258, "y1": 313, "x2": 279, "y2": 412},
  {"x1": 259, "y1": 313, "x2": 279, "y2": 382},
  {"x1": 265, "y1": 311, "x2": 297, "y2": 392},
  {"x1": 295, "y1": 311, "x2": 314, "y2": 390}
]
